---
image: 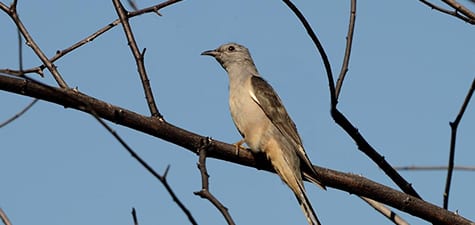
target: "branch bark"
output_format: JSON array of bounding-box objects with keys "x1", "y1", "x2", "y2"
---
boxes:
[{"x1": 0, "y1": 75, "x2": 472, "y2": 225}]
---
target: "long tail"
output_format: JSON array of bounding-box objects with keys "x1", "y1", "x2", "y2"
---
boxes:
[{"x1": 296, "y1": 183, "x2": 321, "y2": 225}]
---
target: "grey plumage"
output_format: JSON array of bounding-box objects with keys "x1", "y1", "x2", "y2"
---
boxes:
[{"x1": 202, "y1": 43, "x2": 324, "y2": 225}]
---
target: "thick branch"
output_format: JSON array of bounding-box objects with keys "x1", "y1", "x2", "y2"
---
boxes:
[{"x1": 0, "y1": 75, "x2": 472, "y2": 225}]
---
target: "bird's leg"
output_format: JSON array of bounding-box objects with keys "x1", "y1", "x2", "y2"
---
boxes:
[{"x1": 233, "y1": 139, "x2": 246, "y2": 155}]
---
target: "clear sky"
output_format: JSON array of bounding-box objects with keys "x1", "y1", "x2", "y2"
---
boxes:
[{"x1": 1, "y1": 1, "x2": 474, "y2": 225}]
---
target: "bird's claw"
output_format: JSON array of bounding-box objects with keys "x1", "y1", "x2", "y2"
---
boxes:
[{"x1": 233, "y1": 139, "x2": 246, "y2": 155}]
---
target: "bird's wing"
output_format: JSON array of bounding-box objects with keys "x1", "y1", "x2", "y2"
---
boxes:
[{"x1": 250, "y1": 76, "x2": 318, "y2": 175}]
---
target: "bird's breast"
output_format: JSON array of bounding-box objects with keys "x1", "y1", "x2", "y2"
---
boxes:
[{"x1": 228, "y1": 79, "x2": 268, "y2": 152}]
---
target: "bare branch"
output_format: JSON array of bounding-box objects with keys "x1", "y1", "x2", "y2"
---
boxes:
[
  {"x1": 0, "y1": 208, "x2": 12, "y2": 225},
  {"x1": 419, "y1": 0, "x2": 475, "y2": 24},
  {"x1": 443, "y1": 77, "x2": 475, "y2": 209},
  {"x1": 0, "y1": 0, "x2": 181, "y2": 81},
  {"x1": 112, "y1": 0, "x2": 162, "y2": 119},
  {"x1": 360, "y1": 197, "x2": 409, "y2": 225},
  {"x1": 0, "y1": 3, "x2": 68, "y2": 88},
  {"x1": 282, "y1": 0, "x2": 422, "y2": 199},
  {"x1": 0, "y1": 75, "x2": 473, "y2": 225},
  {"x1": 0, "y1": 98, "x2": 38, "y2": 128},
  {"x1": 194, "y1": 138, "x2": 235, "y2": 225},
  {"x1": 335, "y1": 0, "x2": 356, "y2": 99},
  {"x1": 131, "y1": 208, "x2": 139, "y2": 225},
  {"x1": 90, "y1": 109, "x2": 198, "y2": 225}
]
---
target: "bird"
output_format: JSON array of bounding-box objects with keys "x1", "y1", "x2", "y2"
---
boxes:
[{"x1": 202, "y1": 42, "x2": 325, "y2": 225}]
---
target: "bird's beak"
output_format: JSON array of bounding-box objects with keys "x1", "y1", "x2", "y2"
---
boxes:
[{"x1": 201, "y1": 49, "x2": 218, "y2": 57}]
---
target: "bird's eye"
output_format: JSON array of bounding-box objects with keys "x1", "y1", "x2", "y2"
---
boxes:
[{"x1": 228, "y1": 46, "x2": 235, "y2": 51}]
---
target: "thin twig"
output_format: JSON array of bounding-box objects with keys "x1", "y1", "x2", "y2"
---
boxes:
[
  {"x1": 194, "y1": 137, "x2": 235, "y2": 225},
  {"x1": 282, "y1": 0, "x2": 337, "y2": 105},
  {"x1": 0, "y1": 98, "x2": 39, "y2": 128},
  {"x1": 131, "y1": 208, "x2": 139, "y2": 225},
  {"x1": 360, "y1": 197, "x2": 409, "y2": 225},
  {"x1": 335, "y1": 0, "x2": 356, "y2": 99},
  {"x1": 396, "y1": 165, "x2": 475, "y2": 171},
  {"x1": 443, "y1": 77, "x2": 475, "y2": 209},
  {"x1": 0, "y1": 0, "x2": 181, "y2": 77},
  {"x1": 0, "y1": 208, "x2": 12, "y2": 225},
  {"x1": 112, "y1": 0, "x2": 163, "y2": 119},
  {"x1": 282, "y1": 0, "x2": 422, "y2": 199},
  {"x1": 91, "y1": 113, "x2": 198, "y2": 225},
  {"x1": 419, "y1": 0, "x2": 475, "y2": 24},
  {"x1": 0, "y1": 2, "x2": 68, "y2": 88}
]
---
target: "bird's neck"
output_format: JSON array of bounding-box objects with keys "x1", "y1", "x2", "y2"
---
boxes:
[{"x1": 224, "y1": 60, "x2": 259, "y2": 78}]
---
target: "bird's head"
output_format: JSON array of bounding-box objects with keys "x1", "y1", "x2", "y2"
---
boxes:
[{"x1": 201, "y1": 43, "x2": 255, "y2": 71}]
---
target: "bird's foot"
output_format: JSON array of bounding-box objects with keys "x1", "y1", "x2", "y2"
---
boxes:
[{"x1": 233, "y1": 139, "x2": 246, "y2": 155}]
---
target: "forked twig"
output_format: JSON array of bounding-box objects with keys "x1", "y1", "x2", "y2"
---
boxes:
[
  {"x1": 0, "y1": 2, "x2": 68, "y2": 87},
  {"x1": 194, "y1": 137, "x2": 235, "y2": 225},
  {"x1": 0, "y1": 0, "x2": 181, "y2": 78},
  {"x1": 443, "y1": 77, "x2": 475, "y2": 209},
  {"x1": 112, "y1": 0, "x2": 163, "y2": 119},
  {"x1": 282, "y1": 0, "x2": 421, "y2": 199},
  {"x1": 91, "y1": 113, "x2": 198, "y2": 225}
]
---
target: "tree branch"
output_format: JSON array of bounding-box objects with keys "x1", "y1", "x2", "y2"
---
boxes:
[
  {"x1": 91, "y1": 109, "x2": 198, "y2": 225},
  {"x1": 0, "y1": 98, "x2": 38, "y2": 128},
  {"x1": 0, "y1": 208, "x2": 12, "y2": 225},
  {"x1": 0, "y1": 2, "x2": 68, "y2": 87},
  {"x1": 0, "y1": 0, "x2": 182, "y2": 78},
  {"x1": 443, "y1": 77, "x2": 475, "y2": 209},
  {"x1": 419, "y1": 0, "x2": 475, "y2": 24},
  {"x1": 282, "y1": 0, "x2": 422, "y2": 199},
  {"x1": 0, "y1": 75, "x2": 472, "y2": 225},
  {"x1": 335, "y1": 0, "x2": 356, "y2": 99},
  {"x1": 112, "y1": 0, "x2": 162, "y2": 119},
  {"x1": 194, "y1": 138, "x2": 235, "y2": 225}
]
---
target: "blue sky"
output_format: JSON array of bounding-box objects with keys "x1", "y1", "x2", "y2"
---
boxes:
[{"x1": 1, "y1": 1, "x2": 474, "y2": 225}]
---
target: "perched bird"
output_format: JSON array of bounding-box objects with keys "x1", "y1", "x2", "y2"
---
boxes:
[{"x1": 202, "y1": 43, "x2": 325, "y2": 225}]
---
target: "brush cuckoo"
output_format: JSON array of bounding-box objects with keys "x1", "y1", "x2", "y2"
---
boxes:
[{"x1": 202, "y1": 43, "x2": 325, "y2": 225}]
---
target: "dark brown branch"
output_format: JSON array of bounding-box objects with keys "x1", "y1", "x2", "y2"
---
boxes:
[
  {"x1": 282, "y1": 0, "x2": 422, "y2": 199},
  {"x1": 335, "y1": 0, "x2": 356, "y2": 99},
  {"x1": 0, "y1": 75, "x2": 473, "y2": 225},
  {"x1": 112, "y1": 0, "x2": 162, "y2": 119},
  {"x1": 443, "y1": 77, "x2": 475, "y2": 209},
  {"x1": 0, "y1": 3, "x2": 68, "y2": 88},
  {"x1": 0, "y1": 98, "x2": 38, "y2": 128},
  {"x1": 194, "y1": 138, "x2": 235, "y2": 225}
]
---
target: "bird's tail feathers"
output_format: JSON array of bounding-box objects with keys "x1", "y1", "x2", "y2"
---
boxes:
[{"x1": 296, "y1": 184, "x2": 322, "y2": 225}]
